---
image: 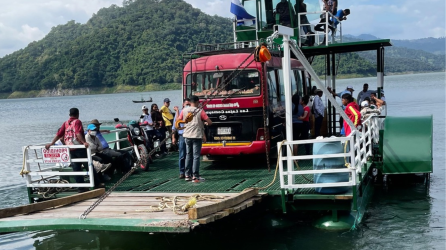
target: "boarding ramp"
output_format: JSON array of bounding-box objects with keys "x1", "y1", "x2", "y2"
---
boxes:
[{"x1": 382, "y1": 116, "x2": 433, "y2": 174}]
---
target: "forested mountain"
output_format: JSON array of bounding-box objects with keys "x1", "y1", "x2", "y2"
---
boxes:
[
  {"x1": 347, "y1": 34, "x2": 446, "y2": 55},
  {"x1": 312, "y1": 35, "x2": 446, "y2": 77},
  {"x1": 0, "y1": 0, "x2": 232, "y2": 93},
  {"x1": 0, "y1": 0, "x2": 444, "y2": 97}
]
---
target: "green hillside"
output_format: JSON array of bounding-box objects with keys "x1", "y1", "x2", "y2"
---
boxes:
[
  {"x1": 0, "y1": 0, "x2": 232, "y2": 94},
  {"x1": 0, "y1": 0, "x2": 444, "y2": 97}
]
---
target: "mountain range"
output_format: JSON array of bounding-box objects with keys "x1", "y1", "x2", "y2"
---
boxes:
[{"x1": 0, "y1": 0, "x2": 444, "y2": 97}]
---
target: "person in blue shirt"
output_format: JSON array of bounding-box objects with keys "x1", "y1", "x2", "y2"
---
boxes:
[
  {"x1": 314, "y1": 8, "x2": 350, "y2": 44},
  {"x1": 171, "y1": 98, "x2": 191, "y2": 179},
  {"x1": 88, "y1": 119, "x2": 133, "y2": 174},
  {"x1": 332, "y1": 9, "x2": 350, "y2": 29}
]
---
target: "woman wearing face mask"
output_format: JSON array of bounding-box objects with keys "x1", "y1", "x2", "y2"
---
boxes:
[{"x1": 85, "y1": 124, "x2": 113, "y2": 178}]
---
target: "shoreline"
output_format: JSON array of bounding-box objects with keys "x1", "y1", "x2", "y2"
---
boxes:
[
  {"x1": 0, "y1": 83, "x2": 182, "y2": 100},
  {"x1": 0, "y1": 71, "x2": 444, "y2": 100}
]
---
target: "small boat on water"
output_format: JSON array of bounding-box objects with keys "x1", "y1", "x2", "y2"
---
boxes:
[{"x1": 132, "y1": 95, "x2": 152, "y2": 103}]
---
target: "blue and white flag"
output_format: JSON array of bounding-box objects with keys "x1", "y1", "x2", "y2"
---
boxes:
[{"x1": 230, "y1": 0, "x2": 256, "y2": 26}]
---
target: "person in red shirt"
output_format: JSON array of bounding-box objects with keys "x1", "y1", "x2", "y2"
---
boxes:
[
  {"x1": 45, "y1": 108, "x2": 102, "y2": 191},
  {"x1": 342, "y1": 93, "x2": 361, "y2": 136},
  {"x1": 297, "y1": 95, "x2": 311, "y2": 155}
]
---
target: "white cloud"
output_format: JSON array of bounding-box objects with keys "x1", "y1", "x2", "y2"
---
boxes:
[
  {"x1": 0, "y1": 0, "x2": 444, "y2": 57},
  {"x1": 0, "y1": 0, "x2": 122, "y2": 57}
]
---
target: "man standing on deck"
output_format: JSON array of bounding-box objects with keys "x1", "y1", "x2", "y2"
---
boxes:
[
  {"x1": 172, "y1": 98, "x2": 191, "y2": 179},
  {"x1": 357, "y1": 83, "x2": 377, "y2": 104},
  {"x1": 45, "y1": 108, "x2": 102, "y2": 191},
  {"x1": 160, "y1": 98, "x2": 174, "y2": 136},
  {"x1": 177, "y1": 95, "x2": 212, "y2": 182}
]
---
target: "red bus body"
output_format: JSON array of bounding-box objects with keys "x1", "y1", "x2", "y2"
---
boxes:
[{"x1": 183, "y1": 52, "x2": 304, "y2": 156}]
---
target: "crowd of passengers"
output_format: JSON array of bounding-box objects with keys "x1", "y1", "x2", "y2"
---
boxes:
[
  {"x1": 291, "y1": 83, "x2": 386, "y2": 155},
  {"x1": 275, "y1": 0, "x2": 350, "y2": 46},
  {"x1": 45, "y1": 95, "x2": 210, "y2": 192},
  {"x1": 44, "y1": 83, "x2": 385, "y2": 191}
]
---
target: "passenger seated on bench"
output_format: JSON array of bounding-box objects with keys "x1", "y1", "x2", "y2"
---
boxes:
[
  {"x1": 276, "y1": 0, "x2": 291, "y2": 26},
  {"x1": 85, "y1": 124, "x2": 113, "y2": 180},
  {"x1": 87, "y1": 119, "x2": 133, "y2": 174}
]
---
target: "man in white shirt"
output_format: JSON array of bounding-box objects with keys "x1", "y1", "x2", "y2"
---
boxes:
[
  {"x1": 313, "y1": 89, "x2": 325, "y2": 137},
  {"x1": 140, "y1": 105, "x2": 154, "y2": 149},
  {"x1": 357, "y1": 83, "x2": 377, "y2": 104}
]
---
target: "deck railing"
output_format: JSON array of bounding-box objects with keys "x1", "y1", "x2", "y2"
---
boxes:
[
  {"x1": 22, "y1": 129, "x2": 130, "y2": 189},
  {"x1": 277, "y1": 114, "x2": 381, "y2": 190},
  {"x1": 297, "y1": 11, "x2": 343, "y2": 47},
  {"x1": 22, "y1": 145, "x2": 95, "y2": 188}
]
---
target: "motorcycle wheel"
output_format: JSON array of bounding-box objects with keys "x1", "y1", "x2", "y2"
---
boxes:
[{"x1": 137, "y1": 145, "x2": 149, "y2": 171}]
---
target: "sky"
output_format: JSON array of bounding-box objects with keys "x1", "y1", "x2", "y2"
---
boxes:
[{"x1": 0, "y1": 0, "x2": 445, "y2": 57}]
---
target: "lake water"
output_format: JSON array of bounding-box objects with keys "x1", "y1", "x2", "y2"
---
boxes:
[{"x1": 0, "y1": 72, "x2": 444, "y2": 249}]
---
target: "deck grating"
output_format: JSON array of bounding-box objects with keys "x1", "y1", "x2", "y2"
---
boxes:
[{"x1": 103, "y1": 146, "x2": 343, "y2": 197}]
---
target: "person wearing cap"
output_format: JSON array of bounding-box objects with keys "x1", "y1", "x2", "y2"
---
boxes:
[
  {"x1": 360, "y1": 98, "x2": 381, "y2": 122},
  {"x1": 172, "y1": 98, "x2": 191, "y2": 178},
  {"x1": 85, "y1": 124, "x2": 113, "y2": 177},
  {"x1": 160, "y1": 98, "x2": 174, "y2": 135},
  {"x1": 45, "y1": 108, "x2": 102, "y2": 191},
  {"x1": 140, "y1": 105, "x2": 154, "y2": 149},
  {"x1": 177, "y1": 95, "x2": 212, "y2": 182},
  {"x1": 357, "y1": 83, "x2": 377, "y2": 104},
  {"x1": 88, "y1": 119, "x2": 133, "y2": 173},
  {"x1": 312, "y1": 88, "x2": 325, "y2": 138}
]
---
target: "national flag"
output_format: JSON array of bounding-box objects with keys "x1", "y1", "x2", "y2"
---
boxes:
[{"x1": 230, "y1": 0, "x2": 256, "y2": 26}]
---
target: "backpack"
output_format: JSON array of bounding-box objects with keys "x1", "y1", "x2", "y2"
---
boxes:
[{"x1": 64, "y1": 119, "x2": 81, "y2": 145}]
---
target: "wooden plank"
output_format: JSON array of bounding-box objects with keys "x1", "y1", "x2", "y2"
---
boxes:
[
  {"x1": 0, "y1": 189, "x2": 105, "y2": 219},
  {"x1": 108, "y1": 192, "x2": 233, "y2": 198},
  {"x1": 188, "y1": 188, "x2": 258, "y2": 220}
]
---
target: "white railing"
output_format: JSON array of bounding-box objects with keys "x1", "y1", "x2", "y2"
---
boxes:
[
  {"x1": 107, "y1": 128, "x2": 132, "y2": 151},
  {"x1": 278, "y1": 136, "x2": 357, "y2": 189},
  {"x1": 277, "y1": 114, "x2": 382, "y2": 190},
  {"x1": 22, "y1": 145, "x2": 95, "y2": 188},
  {"x1": 22, "y1": 128, "x2": 131, "y2": 189},
  {"x1": 297, "y1": 11, "x2": 342, "y2": 47}
]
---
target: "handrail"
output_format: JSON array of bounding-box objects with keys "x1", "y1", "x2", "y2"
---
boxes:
[
  {"x1": 22, "y1": 128, "x2": 132, "y2": 189},
  {"x1": 23, "y1": 145, "x2": 95, "y2": 188},
  {"x1": 297, "y1": 11, "x2": 342, "y2": 47},
  {"x1": 276, "y1": 113, "x2": 383, "y2": 190}
]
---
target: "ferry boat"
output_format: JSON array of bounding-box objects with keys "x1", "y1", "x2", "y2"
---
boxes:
[{"x1": 0, "y1": 0, "x2": 433, "y2": 233}]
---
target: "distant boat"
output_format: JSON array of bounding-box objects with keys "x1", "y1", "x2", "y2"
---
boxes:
[{"x1": 132, "y1": 95, "x2": 152, "y2": 103}]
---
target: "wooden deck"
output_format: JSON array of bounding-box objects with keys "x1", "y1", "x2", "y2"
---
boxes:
[{"x1": 0, "y1": 189, "x2": 266, "y2": 233}]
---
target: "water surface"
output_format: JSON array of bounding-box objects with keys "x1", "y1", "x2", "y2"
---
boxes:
[{"x1": 0, "y1": 72, "x2": 444, "y2": 249}]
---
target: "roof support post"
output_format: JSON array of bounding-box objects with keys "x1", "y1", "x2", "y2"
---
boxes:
[
  {"x1": 326, "y1": 53, "x2": 332, "y2": 136},
  {"x1": 331, "y1": 52, "x2": 337, "y2": 135},
  {"x1": 377, "y1": 47, "x2": 384, "y2": 98},
  {"x1": 275, "y1": 25, "x2": 295, "y2": 186}
]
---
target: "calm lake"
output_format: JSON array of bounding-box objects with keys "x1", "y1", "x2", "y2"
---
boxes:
[{"x1": 0, "y1": 72, "x2": 444, "y2": 249}]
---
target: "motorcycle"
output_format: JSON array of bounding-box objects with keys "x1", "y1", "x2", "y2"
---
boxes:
[{"x1": 114, "y1": 118, "x2": 150, "y2": 171}]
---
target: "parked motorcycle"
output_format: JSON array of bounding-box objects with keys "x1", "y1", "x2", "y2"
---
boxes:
[{"x1": 114, "y1": 118, "x2": 150, "y2": 171}]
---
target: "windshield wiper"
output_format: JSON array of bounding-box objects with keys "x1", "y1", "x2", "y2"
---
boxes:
[{"x1": 222, "y1": 87, "x2": 246, "y2": 102}]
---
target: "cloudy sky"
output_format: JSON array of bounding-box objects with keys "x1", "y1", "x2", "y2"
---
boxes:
[{"x1": 0, "y1": 0, "x2": 444, "y2": 57}]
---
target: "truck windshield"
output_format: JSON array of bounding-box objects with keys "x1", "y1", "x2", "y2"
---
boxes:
[{"x1": 185, "y1": 70, "x2": 261, "y2": 98}]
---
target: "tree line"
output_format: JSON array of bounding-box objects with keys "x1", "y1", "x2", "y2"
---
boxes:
[{"x1": 0, "y1": 0, "x2": 443, "y2": 94}]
